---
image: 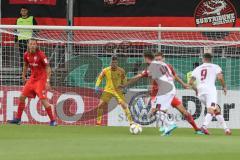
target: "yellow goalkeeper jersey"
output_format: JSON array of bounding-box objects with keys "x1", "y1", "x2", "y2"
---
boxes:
[{"x1": 95, "y1": 66, "x2": 126, "y2": 93}]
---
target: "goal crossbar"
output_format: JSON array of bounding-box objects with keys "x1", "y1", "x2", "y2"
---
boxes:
[{"x1": 1, "y1": 25, "x2": 240, "y2": 32}]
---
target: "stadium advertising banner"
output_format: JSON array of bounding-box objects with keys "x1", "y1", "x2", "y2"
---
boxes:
[
  {"x1": 0, "y1": 87, "x2": 239, "y2": 128},
  {"x1": 73, "y1": 0, "x2": 240, "y2": 27},
  {"x1": 108, "y1": 90, "x2": 240, "y2": 129},
  {"x1": 0, "y1": 86, "x2": 108, "y2": 125},
  {"x1": 1, "y1": 0, "x2": 67, "y2": 25}
]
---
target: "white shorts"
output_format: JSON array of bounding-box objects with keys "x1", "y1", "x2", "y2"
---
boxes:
[
  {"x1": 151, "y1": 94, "x2": 175, "y2": 111},
  {"x1": 198, "y1": 93, "x2": 217, "y2": 109}
]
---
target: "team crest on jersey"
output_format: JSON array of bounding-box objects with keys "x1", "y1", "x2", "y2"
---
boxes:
[
  {"x1": 195, "y1": 0, "x2": 237, "y2": 27},
  {"x1": 129, "y1": 92, "x2": 156, "y2": 125},
  {"x1": 34, "y1": 56, "x2": 38, "y2": 62},
  {"x1": 44, "y1": 58, "x2": 48, "y2": 64}
]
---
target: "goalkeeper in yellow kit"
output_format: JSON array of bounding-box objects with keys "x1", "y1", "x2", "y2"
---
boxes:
[{"x1": 95, "y1": 55, "x2": 133, "y2": 125}]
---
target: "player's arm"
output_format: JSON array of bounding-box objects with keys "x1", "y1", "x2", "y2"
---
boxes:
[
  {"x1": 217, "y1": 72, "x2": 227, "y2": 95},
  {"x1": 174, "y1": 75, "x2": 189, "y2": 89},
  {"x1": 121, "y1": 73, "x2": 143, "y2": 88},
  {"x1": 95, "y1": 70, "x2": 105, "y2": 93},
  {"x1": 189, "y1": 76, "x2": 198, "y2": 96},
  {"x1": 40, "y1": 51, "x2": 51, "y2": 88},
  {"x1": 46, "y1": 64, "x2": 51, "y2": 88},
  {"x1": 22, "y1": 62, "x2": 28, "y2": 84},
  {"x1": 168, "y1": 64, "x2": 189, "y2": 89}
]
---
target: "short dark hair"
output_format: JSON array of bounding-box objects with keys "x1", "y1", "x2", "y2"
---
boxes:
[
  {"x1": 111, "y1": 55, "x2": 118, "y2": 61},
  {"x1": 21, "y1": 6, "x2": 29, "y2": 10},
  {"x1": 203, "y1": 53, "x2": 213, "y2": 61},
  {"x1": 155, "y1": 52, "x2": 164, "y2": 57},
  {"x1": 193, "y1": 62, "x2": 200, "y2": 69},
  {"x1": 143, "y1": 51, "x2": 154, "y2": 60}
]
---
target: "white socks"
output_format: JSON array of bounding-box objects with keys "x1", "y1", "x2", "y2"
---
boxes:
[
  {"x1": 159, "y1": 111, "x2": 175, "y2": 128},
  {"x1": 203, "y1": 113, "x2": 213, "y2": 127},
  {"x1": 216, "y1": 114, "x2": 228, "y2": 130},
  {"x1": 203, "y1": 113, "x2": 228, "y2": 130}
]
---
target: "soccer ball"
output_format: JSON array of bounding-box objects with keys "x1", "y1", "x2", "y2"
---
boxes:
[{"x1": 129, "y1": 123, "x2": 142, "y2": 135}]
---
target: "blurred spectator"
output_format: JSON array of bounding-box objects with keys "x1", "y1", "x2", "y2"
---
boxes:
[
  {"x1": 15, "y1": 6, "x2": 37, "y2": 68},
  {"x1": 187, "y1": 62, "x2": 200, "y2": 84}
]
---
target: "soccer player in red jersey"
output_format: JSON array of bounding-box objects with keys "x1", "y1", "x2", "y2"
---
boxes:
[{"x1": 8, "y1": 39, "x2": 57, "y2": 126}]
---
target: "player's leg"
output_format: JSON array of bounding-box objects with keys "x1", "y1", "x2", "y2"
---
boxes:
[
  {"x1": 96, "y1": 91, "x2": 112, "y2": 125},
  {"x1": 8, "y1": 95, "x2": 27, "y2": 124},
  {"x1": 200, "y1": 94, "x2": 214, "y2": 135},
  {"x1": 214, "y1": 105, "x2": 231, "y2": 135},
  {"x1": 35, "y1": 80, "x2": 56, "y2": 126},
  {"x1": 151, "y1": 96, "x2": 162, "y2": 129},
  {"x1": 116, "y1": 92, "x2": 134, "y2": 125},
  {"x1": 96, "y1": 100, "x2": 108, "y2": 126},
  {"x1": 155, "y1": 94, "x2": 177, "y2": 136},
  {"x1": 172, "y1": 97, "x2": 203, "y2": 134},
  {"x1": 8, "y1": 80, "x2": 35, "y2": 124},
  {"x1": 41, "y1": 99, "x2": 56, "y2": 126}
]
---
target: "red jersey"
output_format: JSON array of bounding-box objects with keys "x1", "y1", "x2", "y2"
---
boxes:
[
  {"x1": 141, "y1": 64, "x2": 176, "y2": 97},
  {"x1": 24, "y1": 49, "x2": 49, "y2": 81}
]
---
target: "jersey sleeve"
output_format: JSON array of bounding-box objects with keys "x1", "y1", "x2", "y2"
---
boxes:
[
  {"x1": 39, "y1": 51, "x2": 49, "y2": 66},
  {"x1": 167, "y1": 64, "x2": 176, "y2": 76},
  {"x1": 23, "y1": 53, "x2": 28, "y2": 64},
  {"x1": 121, "y1": 70, "x2": 127, "y2": 84},
  {"x1": 215, "y1": 65, "x2": 222, "y2": 74},
  {"x1": 95, "y1": 69, "x2": 105, "y2": 87}
]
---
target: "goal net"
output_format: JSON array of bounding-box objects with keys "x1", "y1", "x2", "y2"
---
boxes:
[{"x1": 0, "y1": 25, "x2": 239, "y2": 128}]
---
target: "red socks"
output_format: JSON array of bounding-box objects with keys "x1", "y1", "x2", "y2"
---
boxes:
[
  {"x1": 16, "y1": 102, "x2": 25, "y2": 120},
  {"x1": 45, "y1": 106, "x2": 55, "y2": 121},
  {"x1": 185, "y1": 114, "x2": 199, "y2": 131}
]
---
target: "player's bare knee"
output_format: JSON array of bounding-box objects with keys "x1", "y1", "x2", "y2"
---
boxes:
[
  {"x1": 207, "y1": 108, "x2": 215, "y2": 115},
  {"x1": 98, "y1": 101, "x2": 107, "y2": 108},
  {"x1": 120, "y1": 102, "x2": 128, "y2": 109},
  {"x1": 152, "y1": 108, "x2": 158, "y2": 115},
  {"x1": 19, "y1": 95, "x2": 26, "y2": 102},
  {"x1": 214, "y1": 105, "x2": 221, "y2": 115},
  {"x1": 41, "y1": 99, "x2": 50, "y2": 108}
]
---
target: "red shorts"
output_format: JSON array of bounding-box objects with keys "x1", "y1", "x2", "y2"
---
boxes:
[
  {"x1": 151, "y1": 96, "x2": 182, "y2": 108},
  {"x1": 22, "y1": 79, "x2": 47, "y2": 99},
  {"x1": 171, "y1": 96, "x2": 182, "y2": 108}
]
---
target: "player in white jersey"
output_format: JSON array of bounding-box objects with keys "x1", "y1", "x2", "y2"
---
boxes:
[
  {"x1": 121, "y1": 52, "x2": 177, "y2": 136},
  {"x1": 189, "y1": 53, "x2": 231, "y2": 135}
]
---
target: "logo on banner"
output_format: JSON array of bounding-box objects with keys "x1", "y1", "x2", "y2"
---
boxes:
[
  {"x1": 104, "y1": 0, "x2": 136, "y2": 6},
  {"x1": 9, "y1": 0, "x2": 56, "y2": 5},
  {"x1": 194, "y1": 0, "x2": 237, "y2": 27},
  {"x1": 129, "y1": 92, "x2": 156, "y2": 125}
]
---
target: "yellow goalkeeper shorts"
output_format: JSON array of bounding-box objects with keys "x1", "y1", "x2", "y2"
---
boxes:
[{"x1": 100, "y1": 90, "x2": 125, "y2": 103}]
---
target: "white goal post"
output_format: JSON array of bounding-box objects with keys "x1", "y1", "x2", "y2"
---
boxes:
[{"x1": 0, "y1": 25, "x2": 240, "y2": 128}]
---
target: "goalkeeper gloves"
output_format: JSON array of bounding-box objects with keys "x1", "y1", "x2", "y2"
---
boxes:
[{"x1": 95, "y1": 86, "x2": 101, "y2": 94}]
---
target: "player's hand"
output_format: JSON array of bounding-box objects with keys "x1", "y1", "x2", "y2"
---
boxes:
[
  {"x1": 195, "y1": 90, "x2": 198, "y2": 96},
  {"x1": 223, "y1": 87, "x2": 227, "y2": 95},
  {"x1": 22, "y1": 75, "x2": 27, "y2": 84},
  {"x1": 95, "y1": 86, "x2": 101, "y2": 95},
  {"x1": 118, "y1": 84, "x2": 126, "y2": 90},
  {"x1": 46, "y1": 81, "x2": 51, "y2": 90},
  {"x1": 182, "y1": 83, "x2": 190, "y2": 89}
]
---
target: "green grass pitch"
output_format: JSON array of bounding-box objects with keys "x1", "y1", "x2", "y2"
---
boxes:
[{"x1": 0, "y1": 125, "x2": 239, "y2": 160}]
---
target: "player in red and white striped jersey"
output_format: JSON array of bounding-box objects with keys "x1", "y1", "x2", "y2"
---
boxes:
[
  {"x1": 122, "y1": 52, "x2": 178, "y2": 136},
  {"x1": 154, "y1": 53, "x2": 203, "y2": 135}
]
